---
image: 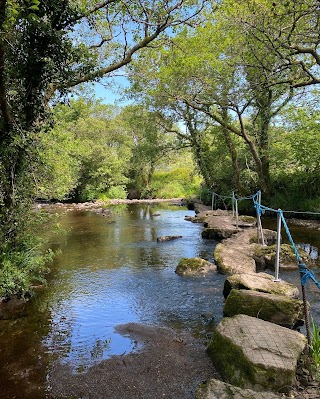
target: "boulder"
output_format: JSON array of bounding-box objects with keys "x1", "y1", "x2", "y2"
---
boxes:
[
  {"x1": 207, "y1": 314, "x2": 307, "y2": 393},
  {"x1": 223, "y1": 272, "x2": 300, "y2": 299},
  {"x1": 253, "y1": 243, "x2": 309, "y2": 272},
  {"x1": 214, "y1": 230, "x2": 257, "y2": 274},
  {"x1": 202, "y1": 226, "x2": 240, "y2": 239},
  {"x1": 156, "y1": 235, "x2": 182, "y2": 242},
  {"x1": 235, "y1": 215, "x2": 257, "y2": 228},
  {"x1": 194, "y1": 203, "x2": 211, "y2": 214},
  {"x1": 201, "y1": 213, "x2": 241, "y2": 240},
  {"x1": 224, "y1": 289, "x2": 306, "y2": 328},
  {"x1": 175, "y1": 257, "x2": 217, "y2": 276},
  {"x1": 196, "y1": 378, "x2": 283, "y2": 399},
  {"x1": 249, "y1": 229, "x2": 278, "y2": 246}
]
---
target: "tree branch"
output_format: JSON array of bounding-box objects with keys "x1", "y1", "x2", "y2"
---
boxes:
[{"x1": 0, "y1": 0, "x2": 13, "y2": 138}]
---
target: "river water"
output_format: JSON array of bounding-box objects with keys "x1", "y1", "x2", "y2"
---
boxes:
[
  {"x1": 0, "y1": 203, "x2": 225, "y2": 398},
  {"x1": 0, "y1": 203, "x2": 319, "y2": 399}
]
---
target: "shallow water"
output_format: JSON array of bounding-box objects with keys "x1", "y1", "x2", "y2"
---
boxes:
[
  {"x1": 1, "y1": 205, "x2": 320, "y2": 399},
  {"x1": 0, "y1": 204, "x2": 224, "y2": 398}
]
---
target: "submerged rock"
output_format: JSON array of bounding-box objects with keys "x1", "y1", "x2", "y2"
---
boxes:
[
  {"x1": 196, "y1": 378, "x2": 283, "y2": 399},
  {"x1": 0, "y1": 296, "x2": 29, "y2": 320},
  {"x1": 207, "y1": 314, "x2": 306, "y2": 393},
  {"x1": 223, "y1": 289, "x2": 306, "y2": 328},
  {"x1": 175, "y1": 257, "x2": 217, "y2": 276},
  {"x1": 223, "y1": 272, "x2": 300, "y2": 299}
]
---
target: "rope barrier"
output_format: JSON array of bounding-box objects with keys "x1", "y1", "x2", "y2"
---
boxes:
[
  {"x1": 208, "y1": 188, "x2": 320, "y2": 290},
  {"x1": 201, "y1": 186, "x2": 320, "y2": 345}
]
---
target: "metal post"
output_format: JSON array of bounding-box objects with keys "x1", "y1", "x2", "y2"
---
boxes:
[
  {"x1": 232, "y1": 191, "x2": 235, "y2": 218},
  {"x1": 274, "y1": 211, "x2": 281, "y2": 282},
  {"x1": 256, "y1": 191, "x2": 265, "y2": 246},
  {"x1": 235, "y1": 198, "x2": 239, "y2": 228},
  {"x1": 211, "y1": 192, "x2": 215, "y2": 210}
]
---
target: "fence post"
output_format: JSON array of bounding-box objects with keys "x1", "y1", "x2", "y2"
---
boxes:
[
  {"x1": 232, "y1": 191, "x2": 235, "y2": 218},
  {"x1": 235, "y1": 198, "x2": 239, "y2": 228},
  {"x1": 211, "y1": 192, "x2": 215, "y2": 210},
  {"x1": 256, "y1": 191, "x2": 265, "y2": 246},
  {"x1": 274, "y1": 210, "x2": 282, "y2": 282}
]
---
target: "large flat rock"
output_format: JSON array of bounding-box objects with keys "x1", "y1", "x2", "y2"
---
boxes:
[
  {"x1": 214, "y1": 229, "x2": 257, "y2": 274},
  {"x1": 207, "y1": 314, "x2": 307, "y2": 393},
  {"x1": 224, "y1": 289, "x2": 305, "y2": 328},
  {"x1": 223, "y1": 272, "x2": 300, "y2": 299},
  {"x1": 196, "y1": 378, "x2": 284, "y2": 399}
]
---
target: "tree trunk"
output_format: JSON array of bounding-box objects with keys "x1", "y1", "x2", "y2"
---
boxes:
[{"x1": 220, "y1": 108, "x2": 244, "y2": 195}]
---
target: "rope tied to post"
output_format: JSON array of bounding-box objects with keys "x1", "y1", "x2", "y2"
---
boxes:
[{"x1": 299, "y1": 261, "x2": 320, "y2": 289}]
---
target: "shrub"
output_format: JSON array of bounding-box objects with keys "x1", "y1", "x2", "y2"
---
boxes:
[{"x1": 99, "y1": 186, "x2": 128, "y2": 200}]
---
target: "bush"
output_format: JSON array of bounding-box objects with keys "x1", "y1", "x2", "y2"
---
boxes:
[
  {"x1": 0, "y1": 245, "x2": 53, "y2": 298},
  {"x1": 99, "y1": 186, "x2": 128, "y2": 200},
  {"x1": 147, "y1": 168, "x2": 202, "y2": 199}
]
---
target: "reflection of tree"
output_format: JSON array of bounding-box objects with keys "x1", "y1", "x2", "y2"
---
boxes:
[
  {"x1": 0, "y1": 289, "x2": 53, "y2": 398},
  {"x1": 90, "y1": 339, "x2": 111, "y2": 360}
]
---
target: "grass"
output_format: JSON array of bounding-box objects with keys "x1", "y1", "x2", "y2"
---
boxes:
[{"x1": 311, "y1": 317, "x2": 320, "y2": 371}]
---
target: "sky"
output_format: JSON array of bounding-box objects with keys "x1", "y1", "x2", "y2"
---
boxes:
[{"x1": 92, "y1": 76, "x2": 132, "y2": 106}]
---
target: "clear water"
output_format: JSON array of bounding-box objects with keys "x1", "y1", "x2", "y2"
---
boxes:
[
  {"x1": 0, "y1": 204, "x2": 319, "y2": 399},
  {"x1": 0, "y1": 204, "x2": 224, "y2": 398}
]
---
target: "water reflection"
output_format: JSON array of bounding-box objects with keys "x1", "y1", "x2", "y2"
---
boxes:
[
  {"x1": 41, "y1": 204, "x2": 222, "y2": 374},
  {"x1": 1, "y1": 205, "x2": 320, "y2": 397}
]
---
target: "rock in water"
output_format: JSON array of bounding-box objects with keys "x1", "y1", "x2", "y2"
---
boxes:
[
  {"x1": 156, "y1": 235, "x2": 182, "y2": 242},
  {"x1": 207, "y1": 314, "x2": 306, "y2": 393}
]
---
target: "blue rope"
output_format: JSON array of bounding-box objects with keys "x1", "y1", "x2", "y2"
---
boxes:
[
  {"x1": 279, "y1": 211, "x2": 302, "y2": 261},
  {"x1": 251, "y1": 197, "x2": 320, "y2": 289},
  {"x1": 299, "y1": 261, "x2": 320, "y2": 288}
]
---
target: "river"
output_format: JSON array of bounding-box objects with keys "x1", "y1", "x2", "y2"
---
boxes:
[
  {"x1": 0, "y1": 203, "x2": 224, "y2": 398},
  {"x1": 0, "y1": 203, "x2": 319, "y2": 399}
]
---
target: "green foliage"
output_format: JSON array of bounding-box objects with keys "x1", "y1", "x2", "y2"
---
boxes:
[
  {"x1": 99, "y1": 186, "x2": 128, "y2": 200},
  {"x1": 0, "y1": 245, "x2": 53, "y2": 298},
  {"x1": 148, "y1": 167, "x2": 202, "y2": 199},
  {"x1": 37, "y1": 99, "x2": 131, "y2": 201},
  {"x1": 0, "y1": 207, "x2": 55, "y2": 298},
  {"x1": 310, "y1": 317, "x2": 320, "y2": 381}
]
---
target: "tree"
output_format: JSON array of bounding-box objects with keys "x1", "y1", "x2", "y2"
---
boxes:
[
  {"x1": 0, "y1": 0, "x2": 208, "y2": 296},
  {"x1": 115, "y1": 105, "x2": 181, "y2": 196},
  {"x1": 126, "y1": 13, "x2": 296, "y2": 194},
  {"x1": 222, "y1": 0, "x2": 320, "y2": 89}
]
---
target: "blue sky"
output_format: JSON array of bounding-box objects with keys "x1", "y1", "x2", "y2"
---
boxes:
[{"x1": 92, "y1": 75, "x2": 132, "y2": 106}]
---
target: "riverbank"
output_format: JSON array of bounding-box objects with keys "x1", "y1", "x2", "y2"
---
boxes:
[{"x1": 35, "y1": 197, "x2": 186, "y2": 209}]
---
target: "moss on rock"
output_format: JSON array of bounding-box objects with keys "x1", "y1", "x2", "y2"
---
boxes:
[
  {"x1": 175, "y1": 257, "x2": 216, "y2": 276},
  {"x1": 253, "y1": 243, "x2": 309, "y2": 271},
  {"x1": 224, "y1": 289, "x2": 306, "y2": 328},
  {"x1": 207, "y1": 315, "x2": 306, "y2": 393}
]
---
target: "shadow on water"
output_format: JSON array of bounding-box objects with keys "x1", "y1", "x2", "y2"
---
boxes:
[{"x1": 0, "y1": 203, "x2": 224, "y2": 398}]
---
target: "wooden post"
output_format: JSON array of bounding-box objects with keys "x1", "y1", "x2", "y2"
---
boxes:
[{"x1": 301, "y1": 283, "x2": 311, "y2": 347}]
